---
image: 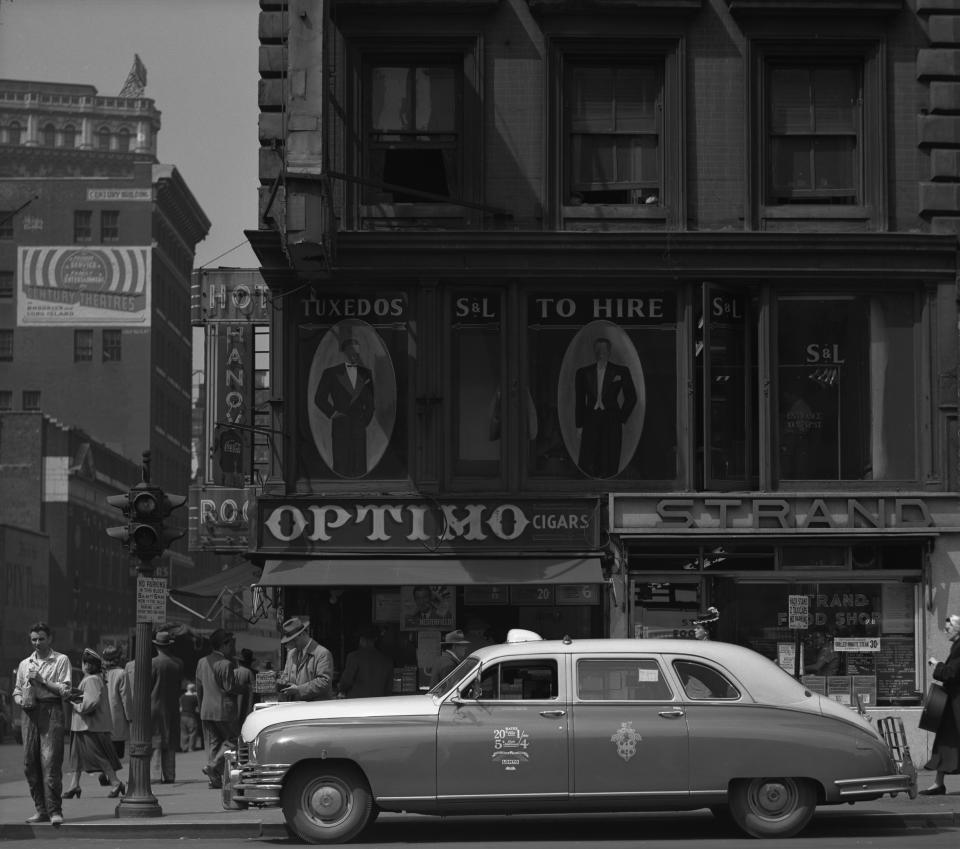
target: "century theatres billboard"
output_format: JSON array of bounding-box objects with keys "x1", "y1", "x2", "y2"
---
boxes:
[
  {"x1": 255, "y1": 497, "x2": 602, "y2": 554},
  {"x1": 17, "y1": 246, "x2": 152, "y2": 327}
]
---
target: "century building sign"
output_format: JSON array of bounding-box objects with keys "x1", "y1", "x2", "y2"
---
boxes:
[
  {"x1": 611, "y1": 494, "x2": 960, "y2": 535},
  {"x1": 256, "y1": 497, "x2": 601, "y2": 553}
]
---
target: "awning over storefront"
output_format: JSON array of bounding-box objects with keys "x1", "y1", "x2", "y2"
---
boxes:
[{"x1": 258, "y1": 557, "x2": 604, "y2": 587}]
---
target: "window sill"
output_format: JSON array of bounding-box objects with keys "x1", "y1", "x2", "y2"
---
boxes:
[
  {"x1": 563, "y1": 204, "x2": 667, "y2": 219},
  {"x1": 761, "y1": 205, "x2": 871, "y2": 220}
]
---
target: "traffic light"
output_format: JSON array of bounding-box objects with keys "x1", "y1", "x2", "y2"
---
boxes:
[{"x1": 106, "y1": 484, "x2": 187, "y2": 563}]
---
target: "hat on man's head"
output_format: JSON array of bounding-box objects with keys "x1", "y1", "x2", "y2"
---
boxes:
[
  {"x1": 153, "y1": 630, "x2": 175, "y2": 647},
  {"x1": 442, "y1": 629, "x2": 470, "y2": 646},
  {"x1": 239, "y1": 648, "x2": 255, "y2": 664},
  {"x1": 280, "y1": 617, "x2": 309, "y2": 644},
  {"x1": 209, "y1": 628, "x2": 234, "y2": 650}
]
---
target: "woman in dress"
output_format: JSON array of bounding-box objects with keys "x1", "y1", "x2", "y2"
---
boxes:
[
  {"x1": 922, "y1": 614, "x2": 960, "y2": 795},
  {"x1": 62, "y1": 648, "x2": 125, "y2": 799}
]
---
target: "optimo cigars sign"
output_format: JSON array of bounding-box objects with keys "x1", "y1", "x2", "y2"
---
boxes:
[
  {"x1": 611, "y1": 494, "x2": 960, "y2": 535},
  {"x1": 256, "y1": 498, "x2": 600, "y2": 553}
]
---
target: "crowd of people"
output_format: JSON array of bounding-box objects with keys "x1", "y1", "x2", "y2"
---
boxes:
[{"x1": 9, "y1": 616, "x2": 397, "y2": 826}]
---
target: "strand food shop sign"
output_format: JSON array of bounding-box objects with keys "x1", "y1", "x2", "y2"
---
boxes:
[
  {"x1": 256, "y1": 497, "x2": 600, "y2": 554},
  {"x1": 611, "y1": 494, "x2": 960, "y2": 535}
]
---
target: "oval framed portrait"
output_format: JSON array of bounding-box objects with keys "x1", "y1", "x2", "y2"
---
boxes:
[
  {"x1": 307, "y1": 319, "x2": 397, "y2": 478},
  {"x1": 556, "y1": 319, "x2": 646, "y2": 478}
]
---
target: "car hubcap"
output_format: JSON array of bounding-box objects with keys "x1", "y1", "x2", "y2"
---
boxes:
[
  {"x1": 749, "y1": 779, "x2": 797, "y2": 819},
  {"x1": 307, "y1": 780, "x2": 349, "y2": 823}
]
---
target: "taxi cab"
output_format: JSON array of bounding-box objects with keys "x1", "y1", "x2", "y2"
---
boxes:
[{"x1": 229, "y1": 630, "x2": 916, "y2": 843}]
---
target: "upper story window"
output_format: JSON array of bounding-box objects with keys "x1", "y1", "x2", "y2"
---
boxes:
[
  {"x1": 74, "y1": 210, "x2": 93, "y2": 242},
  {"x1": 22, "y1": 390, "x2": 41, "y2": 411},
  {"x1": 6, "y1": 122, "x2": 22, "y2": 145},
  {"x1": 567, "y1": 63, "x2": 661, "y2": 206},
  {"x1": 74, "y1": 329, "x2": 93, "y2": 362},
  {"x1": 117, "y1": 128, "x2": 131, "y2": 152},
  {"x1": 0, "y1": 271, "x2": 12, "y2": 299},
  {"x1": 767, "y1": 62, "x2": 860, "y2": 205},
  {"x1": 0, "y1": 390, "x2": 11, "y2": 411},
  {"x1": 101, "y1": 210, "x2": 120, "y2": 242},
  {"x1": 62, "y1": 124, "x2": 77, "y2": 148},
  {"x1": 365, "y1": 59, "x2": 461, "y2": 204},
  {"x1": 752, "y1": 41, "x2": 883, "y2": 230},
  {"x1": 97, "y1": 126, "x2": 111, "y2": 150},
  {"x1": 42, "y1": 123, "x2": 56, "y2": 147},
  {"x1": 0, "y1": 212, "x2": 13, "y2": 240},
  {"x1": 553, "y1": 39, "x2": 684, "y2": 230}
]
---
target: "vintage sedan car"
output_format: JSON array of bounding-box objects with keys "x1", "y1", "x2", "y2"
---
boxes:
[{"x1": 229, "y1": 631, "x2": 916, "y2": 843}]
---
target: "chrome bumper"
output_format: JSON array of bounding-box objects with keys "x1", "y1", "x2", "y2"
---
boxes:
[
  {"x1": 224, "y1": 748, "x2": 289, "y2": 807},
  {"x1": 834, "y1": 773, "x2": 918, "y2": 801}
]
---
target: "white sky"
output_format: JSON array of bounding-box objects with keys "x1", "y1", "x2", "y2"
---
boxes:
[{"x1": 0, "y1": 0, "x2": 260, "y2": 269}]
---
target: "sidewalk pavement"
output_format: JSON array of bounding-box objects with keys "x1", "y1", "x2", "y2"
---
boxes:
[{"x1": 0, "y1": 747, "x2": 957, "y2": 840}]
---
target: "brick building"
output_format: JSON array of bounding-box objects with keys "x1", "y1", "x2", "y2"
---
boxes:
[{"x1": 244, "y1": 0, "x2": 960, "y2": 745}]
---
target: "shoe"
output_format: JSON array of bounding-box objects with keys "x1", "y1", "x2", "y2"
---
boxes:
[
  {"x1": 107, "y1": 782, "x2": 126, "y2": 798},
  {"x1": 25, "y1": 813, "x2": 49, "y2": 824},
  {"x1": 920, "y1": 785, "x2": 946, "y2": 796},
  {"x1": 98, "y1": 773, "x2": 110, "y2": 786},
  {"x1": 50, "y1": 813, "x2": 63, "y2": 827},
  {"x1": 62, "y1": 787, "x2": 81, "y2": 799}
]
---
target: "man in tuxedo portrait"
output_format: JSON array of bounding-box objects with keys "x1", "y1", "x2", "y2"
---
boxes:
[
  {"x1": 574, "y1": 336, "x2": 637, "y2": 478},
  {"x1": 314, "y1": 337, "x2": 376, "y2": 477}
]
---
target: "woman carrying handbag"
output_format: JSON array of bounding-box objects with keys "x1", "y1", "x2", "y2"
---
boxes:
[
  {"x1": 62, "y1": 649, "x2": 125, "y2": 799},
  {"x1": 922, "y1": 614, "x2": 960, "y2": 795}
]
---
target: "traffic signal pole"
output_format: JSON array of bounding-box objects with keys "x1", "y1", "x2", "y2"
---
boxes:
[{"x1": 106, "y1": 450, "x2": 185, "y2": 819}]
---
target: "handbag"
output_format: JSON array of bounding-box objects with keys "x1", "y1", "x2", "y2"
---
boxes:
[{"x1": 919, "y1": 682, "x2": 948, "y2": 732}]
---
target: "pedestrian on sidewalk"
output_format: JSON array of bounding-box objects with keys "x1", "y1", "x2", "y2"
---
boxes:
[
  {"x1": 179, "y1": 683, "x2": 202, "y2": 752},
  {"x1": 62, "y1": 649, "x2": 125, "y2": 800},
  {"x1": 151, "y1": 630, "x2": 184, "y2": 783},
  {"x1": 278, "y1": 617, "x2": 335, "y2": 701},
  {"x1": 102, "y1": 646, "x2": 130, "y2": 761},
  {"x1": 922, "y1": 613, "x2": 960, "y2": 795},
  {"x1": 235, "y1": 648, "x2": 257, "y2": 722},
  {"x1": 196, "y1": 629, "x2": 242, "y2": 789},
  {"x1": 338, "y1": 624, "x2": 393, "y2": 698},
  {"x1": 13, "y1": 621, "x2": 72, "y2": 826},
  {"x1": 429, "y1": 630, "x2": 471, "y2": 687}
]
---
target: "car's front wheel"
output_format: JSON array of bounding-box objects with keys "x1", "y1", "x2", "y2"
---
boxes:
[
  {"x1": 728, "y1": 777, "x2": 817, "y2": 838},
  {"x1": 282, "y1": 762, "x2": 374, "y2": 844}
]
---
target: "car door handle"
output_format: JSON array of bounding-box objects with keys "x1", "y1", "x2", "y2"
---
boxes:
[
  {"x1": 540, "y1": 709, "x2": 566, "y2": 718},
  {"x1": 658, "y1": 709, "x2": 685, "y2": 718}
]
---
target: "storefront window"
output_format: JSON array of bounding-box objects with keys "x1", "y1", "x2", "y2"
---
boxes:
[
  {"x1": 777, "y1": 292, "x2": 917, "y2": 481},
  {"x1": 725, "y1": 579, "x2": 918, "y2": 707},
  {"x1": 526, "y1": 290, "x2": 678, "y2": 482},
  {"x1": 296, "y1": 290, "x2": 411, "y2": 483},
  {"x1": 451, "y1": 291, "x2": 502, "y2": 479}
]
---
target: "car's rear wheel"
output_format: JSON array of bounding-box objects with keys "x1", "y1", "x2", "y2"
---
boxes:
[
  {"x1": 282, "y1": 762, "x2": 374, "y2": 844},
  {"x1": 728, "y1": 777, "x2": 817, "y2": 838}
]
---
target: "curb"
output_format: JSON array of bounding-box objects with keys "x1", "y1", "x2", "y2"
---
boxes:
[{"x1": 0, "y1": 811, "x2": 957, "y2": 840}]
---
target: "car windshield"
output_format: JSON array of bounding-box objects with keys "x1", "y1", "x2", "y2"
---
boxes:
[{"x1": 428, "y1": 656, "x2": 480, "y2": 696}]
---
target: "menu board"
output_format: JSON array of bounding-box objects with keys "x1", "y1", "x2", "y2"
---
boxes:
[{"x1": 876, "y1": 635, "x2": 917, "y2": 703}]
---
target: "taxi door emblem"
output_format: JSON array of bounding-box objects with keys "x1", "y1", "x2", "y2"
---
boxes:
[{"x1": 611, "y1": 722, "x2": 642, "y2": 762}]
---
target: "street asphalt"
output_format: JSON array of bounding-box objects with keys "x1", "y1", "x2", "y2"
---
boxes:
[{"x1": 0, "y1": 744, "x2": 957, "y2": 840}]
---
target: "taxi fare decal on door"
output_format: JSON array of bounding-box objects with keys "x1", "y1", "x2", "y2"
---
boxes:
[
  {"x1": 611, "y1": 722, "x2": 643, "y2": 762},
  {"x1": 492, "y1": 726, "x2": 530, "y2": 771}
]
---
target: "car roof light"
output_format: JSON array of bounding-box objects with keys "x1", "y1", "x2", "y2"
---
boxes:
[{"x1": 506, "y1": 628, "x2": 543, "y2": 643}]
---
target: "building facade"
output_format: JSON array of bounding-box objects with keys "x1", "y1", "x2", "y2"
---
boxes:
[{"x1": 246, "y1": 0, "x2": 960, "y2": 743}]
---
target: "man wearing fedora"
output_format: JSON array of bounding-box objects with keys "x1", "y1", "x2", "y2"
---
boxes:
[
  {"x1": 429, "y1": 630, "x2": 472, "y2": 688},
  {"x1": 195, "y1": 629, "x2": 242, "y2": 789},
  {"x1": 278, "y1": 617, "x2": 335, "y2": 701},
  {"x1": 150, "y1": 630, "x2": 183, "y2": 783}
]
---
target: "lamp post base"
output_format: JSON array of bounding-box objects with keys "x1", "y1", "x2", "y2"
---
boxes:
[{"x1": 115, "y1": 795, "x2": 163, "y2": 818}]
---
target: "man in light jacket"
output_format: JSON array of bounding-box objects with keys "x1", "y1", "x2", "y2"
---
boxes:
[{"x1": 278, "y1": 617, "x2": 334, "y2": 701}]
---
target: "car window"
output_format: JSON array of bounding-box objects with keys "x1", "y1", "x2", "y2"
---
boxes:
[
  {"x1": 673, "y1": 660, "x2": 740, "y2": 701},
  {"x1": 577, "y1": 658, "x2": 673, "y2": 701},
  {"x1": 477, "y1": 659, "x2": 559, "y2": 701}
]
